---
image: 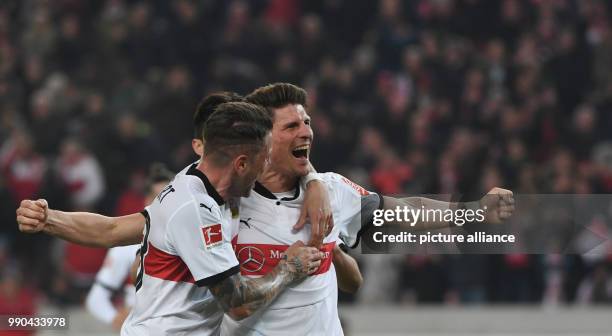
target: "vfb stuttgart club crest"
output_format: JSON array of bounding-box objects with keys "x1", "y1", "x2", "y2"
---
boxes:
[{"x1": 237, "y1": 246, "x2": 265, "y2": 273}]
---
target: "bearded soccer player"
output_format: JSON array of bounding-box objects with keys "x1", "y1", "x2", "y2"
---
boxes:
[
  {"x1": 131, "y1": 102, "x2": 324, "y2": 335},
  {"x1": 22, "y1": 102, "x2": 324, "y2": 335}
]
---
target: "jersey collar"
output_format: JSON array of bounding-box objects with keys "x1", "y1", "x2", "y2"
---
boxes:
[
  {"x1": 253, "y1": 181, "x2": 300, "y2": 201},
  {"x1": 186, "y1": 164, "x2": 225, "y2": 206}
]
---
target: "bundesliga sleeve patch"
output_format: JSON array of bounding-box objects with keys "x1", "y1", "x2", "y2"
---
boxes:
[
  {"x1": 202, "y1": 224, "x2": 223, "y2": 248},
  {"x1": 341, "y1": 177, "x2": 370, "y2": 196}
]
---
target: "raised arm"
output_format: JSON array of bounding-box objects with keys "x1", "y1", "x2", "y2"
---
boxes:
[
  {"x1": 332, "y1": 245, "x2": 362, "y2": 294},
  {"x1": 16, "y1": 199, "x2": 144, "y2": 247},
  {"x1": 381, "y1": 187, "x2": 515, "y2": 230},
  {"x1": 210, "y1": 241, "x2": 323, "y2": 320}
]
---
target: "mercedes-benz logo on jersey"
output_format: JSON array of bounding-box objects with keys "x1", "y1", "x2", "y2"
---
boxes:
[{"x1": 238, "y1": 246, "x2": 265, "y2": 273}]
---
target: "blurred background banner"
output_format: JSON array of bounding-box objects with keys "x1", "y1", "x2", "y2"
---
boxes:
[{"x1": 1, "y1": 0, "x2": 612, "y2": 334}]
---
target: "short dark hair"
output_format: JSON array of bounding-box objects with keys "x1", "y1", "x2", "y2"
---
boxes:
[
  {"x1": 193, "y1": 92, "x2": 243, "y2": 139},
  {"x1": 245, "y1": 83, "x2": 307, "y2": 117},
  {"x1": 203, "y1": 102, "x2": 273, "y2": 165}
]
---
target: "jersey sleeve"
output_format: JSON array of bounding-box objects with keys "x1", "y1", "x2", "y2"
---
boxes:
[
  {"x1": 166, "y1": 199, "x2": 239, "y2": 287},
  {"x1": 95, "y1": 246, "x2": 134, "y2": 290},
  {"x1": 322, "y1": 173, "x2": 383, "y2": 248}
]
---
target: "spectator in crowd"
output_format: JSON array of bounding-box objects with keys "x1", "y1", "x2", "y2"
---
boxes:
[{"x1": 54, "y1": 138, "x2": 105, "y2": 211}]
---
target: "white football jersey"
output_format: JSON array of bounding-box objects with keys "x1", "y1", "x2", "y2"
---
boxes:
[
  {"x1": 222, "y1": 172, "x2": 379, "y2": 336},
  {"x1": 121, "y1": 165, "x2": 239, "y2": 336}
]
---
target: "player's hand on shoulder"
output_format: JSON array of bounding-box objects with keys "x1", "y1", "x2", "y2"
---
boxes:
[
  {"x1": 479, "y1": 187, "x2": 515, "y2": 224},
  {"x1": 16, "y1": 199, "x2": 48, "y2": 233},
  {"x1": 283, "y1": 240, "x2": 325, "y2": 281}
]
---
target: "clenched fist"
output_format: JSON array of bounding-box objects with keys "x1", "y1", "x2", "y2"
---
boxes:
[
  {"x1": 16, "y1": 199, "x2": 48, "y2": 233},
  {"x1": 479, "y1": 187, "x2": 515, "y2": 224}
]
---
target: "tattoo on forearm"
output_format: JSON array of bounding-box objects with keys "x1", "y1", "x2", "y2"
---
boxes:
[{"x1": 210, "y1": 260, "x2": 301, "y2": 320}]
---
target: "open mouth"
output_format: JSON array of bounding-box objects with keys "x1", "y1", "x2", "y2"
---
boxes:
[{"x1": 292, "y1": 144, "x2": 309, "y2": 159}]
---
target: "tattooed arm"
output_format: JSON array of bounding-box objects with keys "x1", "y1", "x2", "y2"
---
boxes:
[{"x1": 210, "y1": 241, "x2": 323, "y2": 321}]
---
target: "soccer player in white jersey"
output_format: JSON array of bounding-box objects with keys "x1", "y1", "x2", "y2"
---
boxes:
[
  {"x1": 212, "y1": 83, "x2": 514, "y2": 335},
  {"x1": 85, "y1": 163, "x2": 174, "y2": 330}
]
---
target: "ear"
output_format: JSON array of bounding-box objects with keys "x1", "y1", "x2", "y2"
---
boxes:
[
  {"x1": 233, "y1": 154, "x2": 249, "y2": 176},
  {"x1": 192, "y1": 139, "x2": 204, "y2": 157}
]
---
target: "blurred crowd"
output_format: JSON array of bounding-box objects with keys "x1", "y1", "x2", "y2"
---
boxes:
[{"x1": 2, "y1": 0, "x2": 612, "y2": 315}]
